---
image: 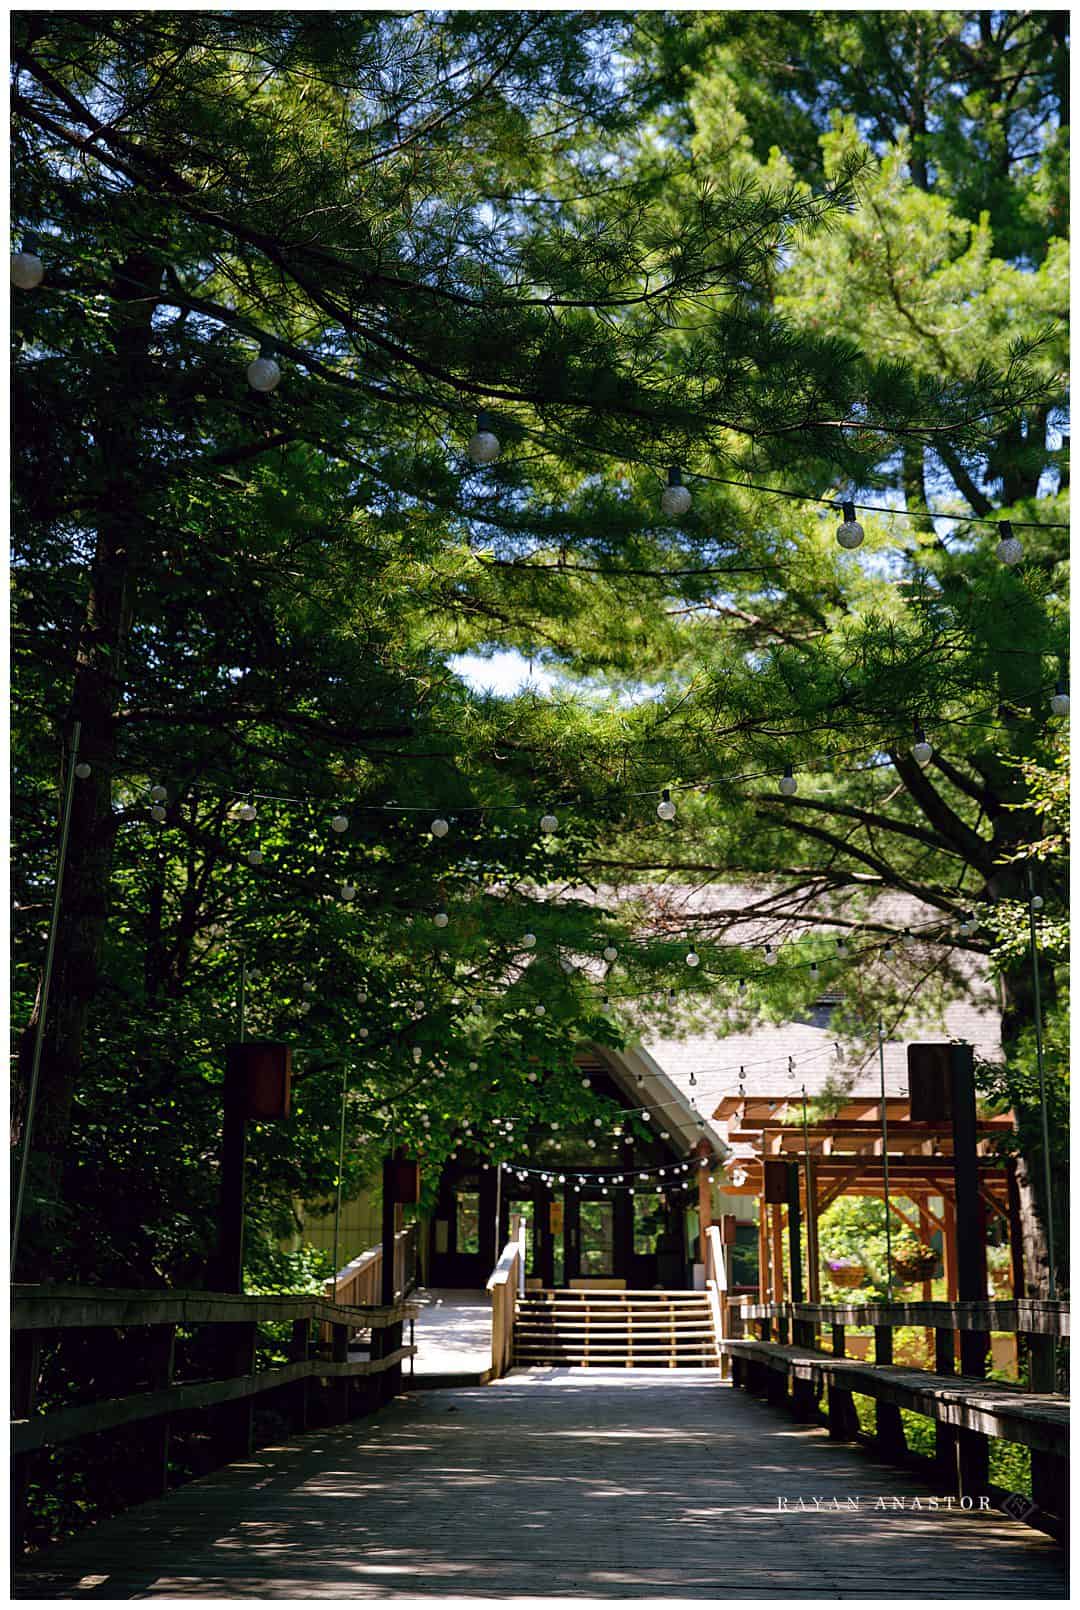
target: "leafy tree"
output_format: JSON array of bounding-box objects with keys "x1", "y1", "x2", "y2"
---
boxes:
[{"x1": 11, "y1": 12, "x2": 1060, "y2": 1295}]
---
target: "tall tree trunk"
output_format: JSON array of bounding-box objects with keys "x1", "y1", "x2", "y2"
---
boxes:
[{"x1": 13, "y1": 254, "x2": 157, "y2": 1277}]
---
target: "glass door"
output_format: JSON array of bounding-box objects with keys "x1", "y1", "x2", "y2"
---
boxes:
[{"x1": 574, "y1": 1195, "x2": 616, "y2": 1280}]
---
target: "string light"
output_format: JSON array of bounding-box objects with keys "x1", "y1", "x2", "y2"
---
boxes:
[
  {"x1": 340, "y1": 882, "x2": 356, "y2": 900},
  {"x1": 521, "y1": 933, "x2": 537, "y2": 949},
  {"x1": 995, "y1": 520, "x2": 1024, "y2": 567},
  {"x1": 74, "y1": 763, "x2": 92, "y2": 779},
  {"x1": 11, "y1": 238, "x2": 44, "y2": 289},
  {"x1": 246, "y1": 341, "x2": 281, "y2": 392},
  {"x1": 150, "y1": 804, "x2": 166, "y2": 823},
  {"x1": 656, "y1": 788, "x2": 676, "y2": 821},
  {"x1": 149, "y1": 786, "x2": 167, "y2": 803},
  {"x1": 237, "y1": 800, "x2": 257, "y2": 822},
  {"x1": 835, "y1": 500, "x2": 865, "y2": 550},
  {"x1": 686, "y1": 950, "x2": 700, "y2": 968},
  {"x1": 539, "y1": 813, "x2": 558, "y2": 835},
  {"x1": 331, "y1": 814, "x2": 349, "y2": 834},
  {"x1": 779, "y1": 766, "x2": 797, "y2": 796},
  {"x1": 912, "y1": 725, "x2": 933, "y2": 766},
  {"x1": 660, "y1": 465, "x2": 692, "y2": 518},
  {"x1": 247, "y1": 849, "x2": 263, "y2": 865},
  {"x1": 433, "y1": 911, "x2": 449, "y2": 928},
  {"x1": 1031, "y1": 894, "x2": 1044, "y2": 913},
  {"x1": 763, "y1": 944, "x2": 777, "y2": 966},
  {"x1": 431, "y1": 817, "x2": 449, "y2": 838},
  {"x1": 1050, "y1": 681, "x2": 1070, "y2": 717},
  {"x1": 467, "y1": 410, "x2": 500, "y2": 465},
  {"x1": 603, "y1": 945, "x2": 618, "y2": 962}
]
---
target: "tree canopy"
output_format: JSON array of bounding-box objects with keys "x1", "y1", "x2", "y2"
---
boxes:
[{"x1": 11, "y1": 10, "x2": 1068, "y2": 1293}]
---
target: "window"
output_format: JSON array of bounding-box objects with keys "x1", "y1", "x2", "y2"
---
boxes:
[
  {"x1": 633, "y1": 1192, "x2": 665, "y2": 1255},
  {"x1": 456, "y1": 1175, "x2": 480, "y2": 1254}
]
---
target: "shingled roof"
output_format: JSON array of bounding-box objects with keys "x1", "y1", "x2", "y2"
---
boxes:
[{"x1": 580, "y1": 882, "x2": 1001, "y2": 1145}]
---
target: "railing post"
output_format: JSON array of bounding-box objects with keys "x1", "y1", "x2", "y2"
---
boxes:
[
  {"x1": 1029, "y1": 1330, "x2": 1067, "y2": 1523},
  {"x1": 827, "y1": 1323, "x2": 858, "y2": 1441},
  {"x1": 872, "y1": 1324, "x2": 906, "y2": 1456},
  {"x1": 215, "y1": 1319, "x2": 257, "y2": 1462},
  {"x1": 289, "y1": 1317, "x2": 311, "y2": 1431},
  {"x1": 146, "y1": 1323, "x2": 177, "y2": 1498},
  {"x1": 329, "y1": 1317, "x2": 351, "y2": 1424}
]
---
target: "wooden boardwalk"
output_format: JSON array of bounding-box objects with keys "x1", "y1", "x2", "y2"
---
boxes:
[{"x1": 17, "y1": 1370, "x2": 1066, "y2": 1600}]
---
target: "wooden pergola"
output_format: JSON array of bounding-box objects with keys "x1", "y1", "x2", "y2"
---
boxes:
[{"x1": 712, "y1": 1094, "x2": 1021, "y2": 1304}]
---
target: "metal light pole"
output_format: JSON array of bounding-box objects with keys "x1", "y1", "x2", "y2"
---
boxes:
[
  {"x1": 12, "y1": 721, "x2": 82, "y2": 1271},
  {"x1": 1026, "y1": 865, "x2": 1057, "y2": 1299},
  {"x1": 878, "y1": 1018, "x2": 894, "y2": 1300}
]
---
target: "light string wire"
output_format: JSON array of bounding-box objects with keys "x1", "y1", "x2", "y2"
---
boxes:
[
  {"x1": 18, "y1": 244, "x2": 1069, "y2": 534},
  {"x1": 113, "y1": 679, "x2": 1062, "y2": 838}
]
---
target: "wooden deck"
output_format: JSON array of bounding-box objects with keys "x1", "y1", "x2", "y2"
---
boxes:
[{"x1": 16, "y1": 1371, "x2": 1066, "y2": 1599}]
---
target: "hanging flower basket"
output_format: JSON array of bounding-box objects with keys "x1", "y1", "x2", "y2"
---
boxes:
[
  {"x1": 893, "y1": 1244, "x2": 939, "y2": 1285},
  {"x1": 826, "y1": 1258, "x2": 865, "y2": 1289}
]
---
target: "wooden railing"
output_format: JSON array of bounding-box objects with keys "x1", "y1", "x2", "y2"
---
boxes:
[
  {"x1": 725, "y1": 1297, "x2": 1069, "y2": 1536},
  {"x1": 12, "y1": 1284, "x2": 418, "y2": 1556},
  {"x1": 325, "y1": 1219, "x2": 420, "y2": 1309},
  {"x1": 703, "y1": 1225, "x2": 730, "y2": 1377},
  {"x1": 487, "y1": 1213, "x2": 526, "y2": 1379}
]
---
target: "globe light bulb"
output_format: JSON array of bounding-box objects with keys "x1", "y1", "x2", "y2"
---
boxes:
[
  {"x1": 902, "y1": 927, "x2": 916, "y2": 949},
  {"x1": 835, "y1": 499, "x2": 865, "y2": 550},
  {"x1": 248, "y1": 849, "x2": 263, "y2": 865},
  {"x1": 995, "y1": 520, "x2": 1023, "y2": 566},
  {"x1": 521, "y1": 932, "x2": 537, "y2": 949},
  {"x1": 912, "y1": 727, "x2": 933, "y2": 767},
  {"x1": 433, "y1": 911, "x2": 449, "y2": 928},
  {"x1": 11, "y1": 247, "x2": 45, "y2": 290},
  {"x1": 467, "y1": 409, "x2": 500, "y2": 465},
  {"x1": 603, "y1": 945, "x2": 618, "y2": 962},
  {"x1": 1050, "y1": 682, "x2": 1070, "y2": 717},
  {"x1": 358, "y1": 1026, "x2": 369, "y2": 1040},
  {"x1": 809, "y1": 963, "x2": 819, "y2": 980},
  {"x1": 686, "y1": 951, "x2": 700, "y2": 968},
  {"x1": 539, "y1": 813, "x2": 558, "y2": 835},
  {"x1": 534, "y1": 1003, "x2": 545, "y2": 1016},
  {"x1": 657, "y1": 789, "x2": 676, "y2": 821},
  {"x1": 150, "y1": 785, "x2": 167, "y2": 803},
  {"x1": 431, "y1": 817, "x2": 449, "y2": 838},
  {"x1": 1031, "y1": 894, "x2": 1044, "y2": 912},
  {"x1": 151, "y1": 804, "x2": 166, "y2": 822},
  {"x1": 331, "y1": 814, "x2": 349, "y2": 834},
  {"x1": 246, "y1": 344, "x2": 281, "y2": 392},
  {"x1": 75, "y1": 763, "x2": 92, "y2": 779},
  {"x1": 412, "y1": 1046, "x2": 422, "y2": 1064},
  {"x1": 779, "y1": 766, "x2": 797, "y2": 796},
  {"x1": 764, "y1": 944, "x2": 778, "y2": 965},
  {"x1": 357, "y1": 989, "x2": 369, "y2": 1003},
  {"x1": 660, "y1": 464, "x2": 692, "y2": 519},
  {"x1": 238, "y1": 801, "x2": 257, "y2": 822},
  {"x1": 340, "y1": 883, "x2": 356, "y2": 901}
]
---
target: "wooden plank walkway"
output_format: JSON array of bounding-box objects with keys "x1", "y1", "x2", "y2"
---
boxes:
[{"x1": 16, "y1": 1370, "x2": 1066, "y2": 1599}]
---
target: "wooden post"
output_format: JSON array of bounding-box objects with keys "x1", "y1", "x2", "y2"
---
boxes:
[
  {"x1": 145, "y1": 1324, "x2": 176, "y2": 1498},
  {"x1": 771, "y1": 1204, "x2": 784, "y2": 1303},
  {"x1": 828, "y1": 1325, "x2": 857, "y2": 1441},
  {"x1": 934, "y1": 1326, "x2": 959, "y2": 1488},
  {"x1": 1029, "y1": 1333, "x2": 1066, "y2": 1522},
  {"x1": 329, "y1": 1318, "x2": 351, "y2": 1425},
  {"x1": 11, "y1": 1330, "x2": 42, "y2": 1556},
  {"x1": 785, "y1": 1165, "x2": 801, "y2": 1300},
  {"x1": 949, "y1": 1042, "x2": 991, "y2": 1500},
  {"x1": 216, "y1": 1321, "x2": 257, "y2": 1462},
  {"x1": 289, "y1": 1317, "x2": 310, "y2": 1432},
  {"x1": 873, "y1": 1325, "x2": 905, "y2": 1455},
  {"x1": 214, "y1": 1068, "x2": 248, "y2": 1292},
  {"x1": 950, "y1": 1044, "x2": 989, "y2": 1376},
  {"x1": 918, "y1": 1199, "x2": 935, "y2": 1368},
  {"x1": 757, "y1": 1197, "x2": 768, "y2": 1302},
  {"x1": 381, "y1": 1154, "x2": 397, "y2": 1306}
]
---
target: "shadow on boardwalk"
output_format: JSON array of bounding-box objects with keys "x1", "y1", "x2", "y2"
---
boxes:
[{"x1": 16, "y1": 1370, "x2": 1066, "y2": 1600}]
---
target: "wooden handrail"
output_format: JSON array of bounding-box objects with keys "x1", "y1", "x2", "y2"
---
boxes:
[
  {"x1": 737, "y1": 1298, "x2": 1069, "y2": 1338},
  {"x1": 11, "y1": 1284, "x2": 420, "y2": 1557},
  {"x1": 487, "y1": 1213, "x2": 525, "y2": 1378}
]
